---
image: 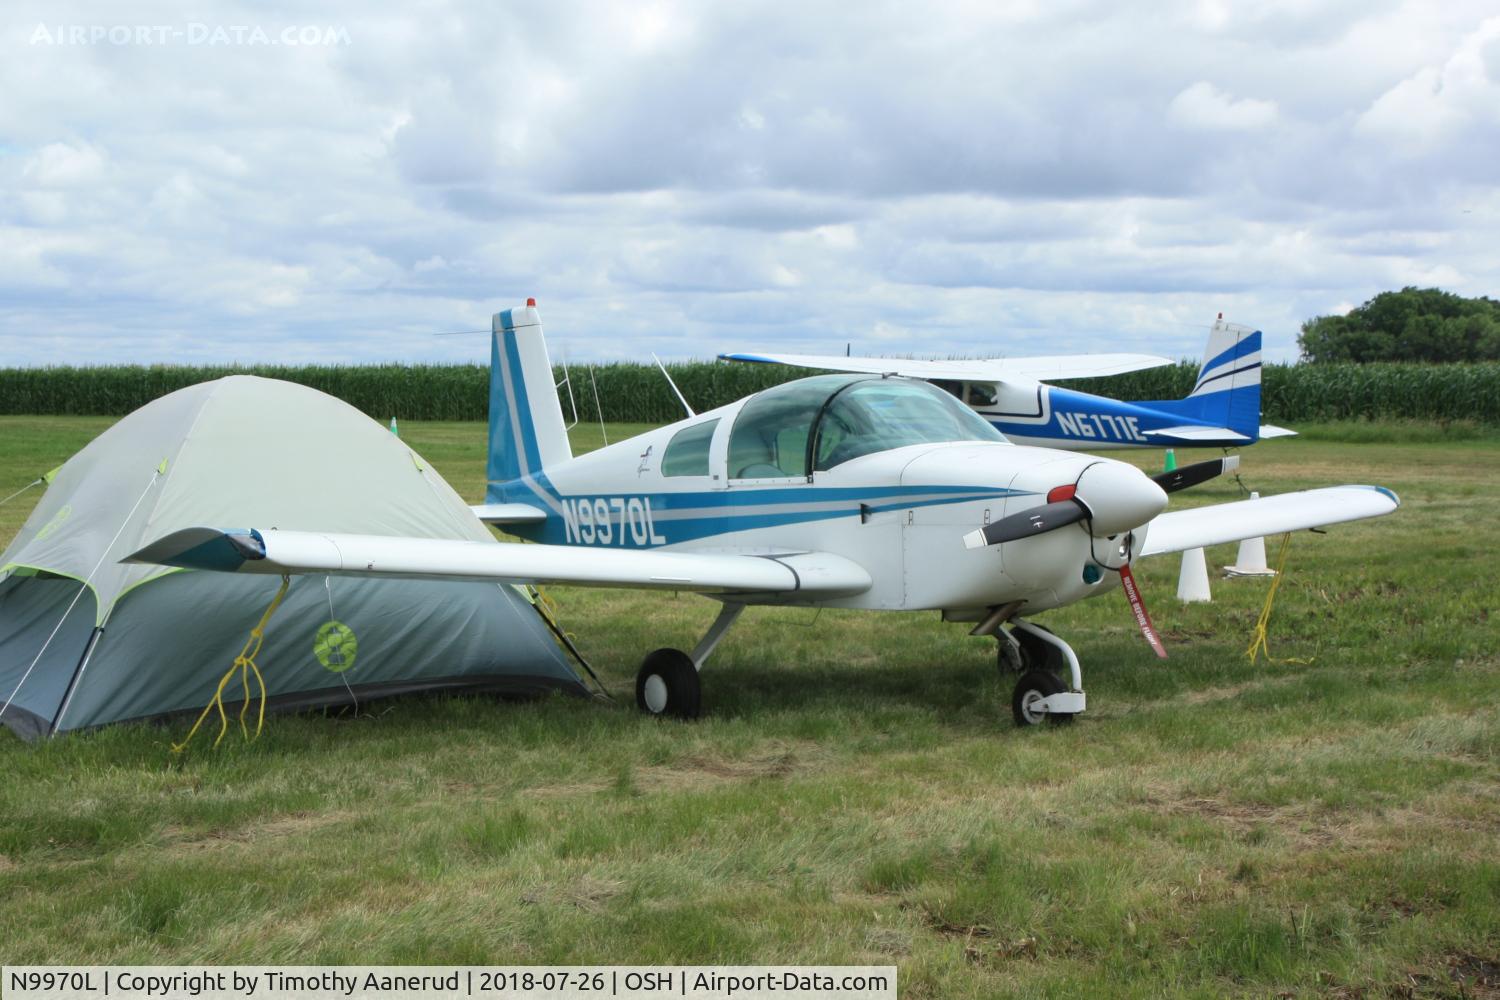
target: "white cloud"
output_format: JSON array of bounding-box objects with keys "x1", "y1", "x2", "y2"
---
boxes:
[
  {"x1": 1356, "y1": 15, "x2": 1500, "y2": 151},
  {"x1": 1168, "y1": 82, "x2": 1279, "y2": 131},
  {"x1": 0, "y1": 0, "x2": 1495, "y2": 368},
  {"x1": 22, "y1": 141, "x2": 105, "y2": 186}
]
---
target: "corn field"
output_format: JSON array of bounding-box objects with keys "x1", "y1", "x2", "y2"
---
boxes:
[{"x1": 0, "y1": 361, "x2": 1496, "y2": 424}]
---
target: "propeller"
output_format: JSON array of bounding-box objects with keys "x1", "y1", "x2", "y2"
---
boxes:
[
  {"x1": 960, "y1": 456, "x2": 1237, "y2": 659},
  {"x1": 1151, "y1": 454, "x2": 1239, "y2": 494},
  {"x1": 963, "y1": 485, "x2": 1088, "y2": 548}
]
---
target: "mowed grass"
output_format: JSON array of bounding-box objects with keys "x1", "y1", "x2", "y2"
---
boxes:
[{"x1": 1, "y1": 416, "x2": 1497, "y2": 998}]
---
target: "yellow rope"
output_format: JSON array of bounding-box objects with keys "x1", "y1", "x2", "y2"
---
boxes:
[
  {"x1": 172, "y1": 575, "x2": 291, "y2": 753},
  {"x1": 532, "y1": 585, "x2": 583, "y2": 644},
  {"x1": 1244, "y1": 535, "x2": 1312, "y2": 665}
]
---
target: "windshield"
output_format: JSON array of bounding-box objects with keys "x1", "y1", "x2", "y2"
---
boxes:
[
  {"x1": 812, "y1": 378, "x2": 1007, "y2": 471},
  {"x1": 727, "y1": 374, "x2": 1006, "y2": 480}
]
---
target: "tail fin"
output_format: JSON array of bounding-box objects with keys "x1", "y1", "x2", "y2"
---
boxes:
[
  {"x1": 1146, "y1": 318, "x2": 1263, "y2": 440},
  {"x1": 487, "y1": 301, "x2": 572, "y2": 497}
]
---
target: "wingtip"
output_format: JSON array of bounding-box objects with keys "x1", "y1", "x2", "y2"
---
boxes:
[{"x1": 123, "y1": 527, "x2": 265, "y2": 570}]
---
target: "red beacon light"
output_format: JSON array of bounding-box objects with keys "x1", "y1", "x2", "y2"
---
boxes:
[{"x1": 527, "y1": 297, "x2": 536, "y2": 307}]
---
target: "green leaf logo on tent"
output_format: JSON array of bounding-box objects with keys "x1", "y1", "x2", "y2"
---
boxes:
[{"x1": 313, "y1": 620, "x2": 358, "y2": 673}]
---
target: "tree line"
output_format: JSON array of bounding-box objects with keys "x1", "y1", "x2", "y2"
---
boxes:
[{"x1": 1299, "y1": 287, "x2": 1500, "y2": 363}]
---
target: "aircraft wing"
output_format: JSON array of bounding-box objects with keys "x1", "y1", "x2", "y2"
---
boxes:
[
  {"x1": 125, "y1": 528, "x2": 873, "y2": 599},
  {"x1": 719, "y1": 351, "x2": 1174, "y2": 384},
  {"x1": 1139, "y1": 486, "x2": 1399, "y2": 557}
]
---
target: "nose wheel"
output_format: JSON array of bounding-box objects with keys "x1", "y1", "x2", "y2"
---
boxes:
[
  {"x1": 1006, "y1": 620, "x2": 1086, "y2": 727},
  {"x1": 1012, "y1": 669, "x2": 1073, "y2": 726}
]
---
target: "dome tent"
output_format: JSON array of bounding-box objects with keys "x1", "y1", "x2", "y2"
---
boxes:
[{"x1": 0, "y1": 376, "x2": 584, "y2": 741}]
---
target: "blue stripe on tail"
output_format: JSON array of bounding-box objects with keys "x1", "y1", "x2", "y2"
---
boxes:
[{"x1": 487, "y1": 309, "x2": 544, "y2": 499}]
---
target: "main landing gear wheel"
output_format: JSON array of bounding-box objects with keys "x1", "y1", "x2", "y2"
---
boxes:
[
  {"x1": 635, "y1": 648, "x2": 701, "y2": 720},
  {"x1": 1012, "y1": 668, "x2": 1074, "y2": 727}
]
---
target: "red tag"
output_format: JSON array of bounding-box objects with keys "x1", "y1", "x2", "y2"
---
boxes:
[{"x1": 1120, "y1": 563, "x2": 1168, "y2": 659}]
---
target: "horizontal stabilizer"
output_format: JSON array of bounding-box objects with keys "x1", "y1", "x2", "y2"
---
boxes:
[
  {"x1": 1139, "y1": 486, "x2": 1399, "y2": 557},
  {"x1": 126, "y1": 528, "x2": 873, "y2": 599},
  {"x1": 1258, "y1": 424, "x2": 1298, "y2": 439},
  {"x1": 720, "y1": 351, "x2": 1173, "y2": 384},
  {"x1": 1140, "y1": 425, "x2": 1253, "y2": 444},
  {"x1": 470, "y1": 503, "x2": 548, "y2": 524}
]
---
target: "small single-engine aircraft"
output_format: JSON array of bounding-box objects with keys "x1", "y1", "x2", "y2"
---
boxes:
[
  {"x1": 129, "y1": 302, "x2": 1397, "y2": 726},
  {"x1": 721, "y1": 316, "x2": 1296, "y2": 449}
]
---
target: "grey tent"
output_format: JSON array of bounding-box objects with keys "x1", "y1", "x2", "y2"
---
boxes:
[{"x1": 0, "y1": 376, "x2": 585, "y2": 741}]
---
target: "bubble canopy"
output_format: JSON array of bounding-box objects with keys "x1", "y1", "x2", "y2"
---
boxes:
[{"x1": 727, "y1": 374, "x2": 1008, "y2": 479}]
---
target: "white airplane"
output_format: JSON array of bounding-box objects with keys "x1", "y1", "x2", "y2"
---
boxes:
[
  {"x1": 128, "y1": 302, "x2": 1399, "y2": 726},
  {"x1": 722, "y1": 316, "x2": 1297, "y2": 449}
]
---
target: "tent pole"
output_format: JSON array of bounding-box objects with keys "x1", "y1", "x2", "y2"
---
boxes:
[{"x1": 49, "y1": 626, "x2": 103, "y2": 737}]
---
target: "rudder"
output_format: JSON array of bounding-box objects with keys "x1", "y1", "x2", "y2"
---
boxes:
[{"x1": 487, "y1": 302, "x2": 571, "y2": 498}]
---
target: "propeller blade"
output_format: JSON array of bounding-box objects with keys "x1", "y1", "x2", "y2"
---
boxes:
[
  {"x1": 1152, "y1": 455, "x2": 1240, "y2": 494},
  {"x1": 962, "y1": 499, "x2": 1088, "y2": 549}
]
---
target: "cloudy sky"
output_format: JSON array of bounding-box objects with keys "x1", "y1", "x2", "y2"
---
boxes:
[{"x1": 3, "y1": 1, "x2": 1497, "y2": 367}]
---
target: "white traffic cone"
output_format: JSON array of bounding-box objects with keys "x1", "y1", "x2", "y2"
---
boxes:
[
  {"x1": 1224, "y1": 492, "x2": 1277, "y2": 577},
  {"x1": 1177, "y1": 547, "x2": 1212, "y2": 602}
]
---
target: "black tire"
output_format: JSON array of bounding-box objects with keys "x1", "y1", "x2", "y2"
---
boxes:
[
  {"x1": 635, "y1": 648, "x2": 702, "y2": 719},
  {"x1": 1012, "y1": 623, "x2": 1066, "y2": 673},
  {"x1": 1011, "y1": 668, "x2": 1074, "y2": 727}
]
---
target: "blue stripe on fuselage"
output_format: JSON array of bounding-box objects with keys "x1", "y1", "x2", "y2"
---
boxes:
[{"x1": 486, "y1": 478, "x2": 1031, "y2": 547}]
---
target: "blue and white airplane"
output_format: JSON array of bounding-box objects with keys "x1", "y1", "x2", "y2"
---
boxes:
[
  {"x1": 721, "y1": 316, "x2": 1295, "y2": 450},
  {"x1": 131, "y1": 303, "x2": 1394, "y2": 727}
]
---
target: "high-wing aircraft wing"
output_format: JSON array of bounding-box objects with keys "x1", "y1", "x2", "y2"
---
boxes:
[
  {"x1": 1139, "y1": 486, "x2": 1399, "y2": 557},
  {"x1": 719, "y1": 351, "x2": 1174, "y2": 383},
  {"x1": 126, "y1": 528, "x2": 873, "y2": 599}
]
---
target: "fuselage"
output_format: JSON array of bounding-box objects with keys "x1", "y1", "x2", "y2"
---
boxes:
[
  {"x1": 953, "y1": 383, "x2": 1254, "y2": 450},
  {"x1": 491, "y1": 375, "x2": 1167, "y2": 616}
]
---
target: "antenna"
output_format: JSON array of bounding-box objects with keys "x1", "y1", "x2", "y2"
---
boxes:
[
  {"x1": 652, "y1": 353, "x2": 696, "y2": 418},
  {"x1": 588, "y1": 365, "x2": 609, "y2": 446},
  {"x1": 557, "y1": 349, "x2": 580, "y2": 430}
]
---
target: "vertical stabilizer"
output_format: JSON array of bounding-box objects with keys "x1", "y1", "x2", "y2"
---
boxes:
[
  {"x1": 1189, "y1": 319, "x2": 1262, "y2": 401},
  {"x1": 1141, "y1": 317, "x2": 1263, "y2": 440},
  {"x1": 487, "y1": 302, "x2": 572, "y2": 499}
]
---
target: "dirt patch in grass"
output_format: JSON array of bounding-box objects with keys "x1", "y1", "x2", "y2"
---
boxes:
[
  {"x1": 1382, "y1": 953, "x2": 1500, "y2": 1000},
  {"x1": 640, "y1": 742, "x2": 818, "y2": 792},
  {"x1": 164, "y1": 811, "x2": 356, "y2": 853},
  {"x1": 0, "y1": 854, "x2": 15, "y2": 874},
  {"x1": 520, "y1": 875, "x2": 624, "y2": 913},
  {"x1": 1447, "y1": 953, "x2": 1500, "y2": 997},
  {"x1": 520, "y1": 779, "x2": 610, "y2": 800},
  {"x1": 909, "y1": 905, "x2": 1040, "y2": 964}
]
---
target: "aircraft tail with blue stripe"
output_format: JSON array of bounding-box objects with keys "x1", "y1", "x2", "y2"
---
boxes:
[
  {"x1": 1140, "y1": 318, "x2": 1264, "y2": 444},
  {"x1": 486, "y1": 301, "x2": 571, "y2": 501}
]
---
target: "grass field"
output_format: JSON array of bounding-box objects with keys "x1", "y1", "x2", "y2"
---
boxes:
[{"x1": 1, "y1": 416, "x2": 1497, "y2": 998}]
